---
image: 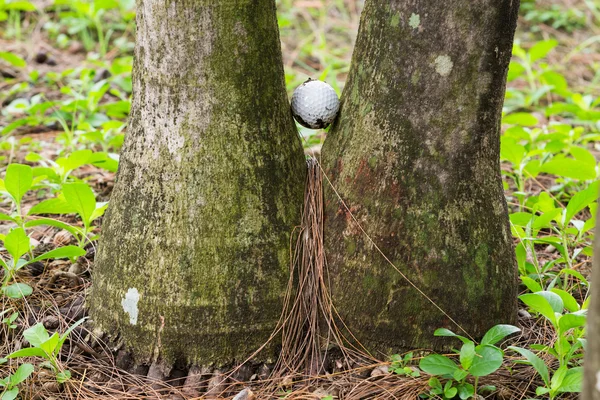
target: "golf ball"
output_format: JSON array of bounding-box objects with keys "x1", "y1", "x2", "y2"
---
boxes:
[{"x1": 291, "y1": 79, "x2": 340, "y2": 129}]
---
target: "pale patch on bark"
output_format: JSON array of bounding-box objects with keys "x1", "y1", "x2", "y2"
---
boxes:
[
  {"x1": 434, "y1": 55, "x2": 453, "y2": 76},
  {"x1": 409, "y1": 13, "x2": 420, "y2": 29},
  {"x1": 596, "y1": 370, "x2": 600, "y2": 392},
  {"x1": 121, "y1": 288, "x2": 140, "y2": 325}
]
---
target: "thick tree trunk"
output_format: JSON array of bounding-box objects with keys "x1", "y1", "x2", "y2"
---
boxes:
[
  {"x1": 321, "y1": 0, "x2": 520, "y2": 352},
  {"x1": 89, "y1": 0, "x2": 306, "y2": 366},
  {"x1": 583, "y1": 207, "x2": 600, "y2": 399}
]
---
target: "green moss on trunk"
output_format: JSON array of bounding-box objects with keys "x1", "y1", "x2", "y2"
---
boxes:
[
  {"x1": 89, "y1": 0, "x2": 306, "y2": 366},
  {"x1": 321, "y1": 0, "x2": 520, "y2": 352}
]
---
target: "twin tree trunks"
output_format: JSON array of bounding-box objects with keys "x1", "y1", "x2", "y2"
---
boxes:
[{"x1": 90, "y1": 0, "x2": 521, "y2": 368}]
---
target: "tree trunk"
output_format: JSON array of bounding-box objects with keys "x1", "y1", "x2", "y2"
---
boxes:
[
  {"x1": 321, "y1": 0, "x2": 520, "y2": 352},
  {"x1": 89, "y1": 0, "x2": 306, "y2": 367},
  {"x1": 583, "y1": 206, "x2": 600, "y2": 399}
]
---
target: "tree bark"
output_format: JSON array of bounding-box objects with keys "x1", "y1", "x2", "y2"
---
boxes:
[
  {"x1": 321, "y1": 0, "x2": 520, "y2": 352},
  {"x1": 89, "y1": 0, "x2": 306, "y2": 366},
  {"x1": 583, "y1": 205, "x2": 600, "y2": 399}
]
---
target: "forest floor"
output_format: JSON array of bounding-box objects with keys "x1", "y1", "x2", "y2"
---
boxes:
[{"x1": 0, "y1": 0, "x2": 599, "y2": 399}]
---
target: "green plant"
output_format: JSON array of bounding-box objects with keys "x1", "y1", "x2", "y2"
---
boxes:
[
  {"x1": 0, "y1": 363, "x2": 34, "y2": 400},
  {"x1": 506, "y1": 288, "x2": 587, "y2": 398},
  {"x1": 390, "y1": 352, "x2": 420, "y2": 378},
  {"x1": 26, "y1": 149, "x2": 118, "y2": 189},
  {"x1": 28, "y1": 181, "x2": 108, "y2": 247},
  {"x1": 0, "y1": 227, "x2": 85, "y2": 298},
  {"x1": 6, "y1": 318, "x2": 87, "y2": 383},
  {"x1": 418, "y1": 325, "x2": 520, "y2": 399},
  {"x1": 518, "y1": 290, "x2": 587, "y2": 366},
  {"x1": 0, "y1": 309, "x2": 18, "y2": 329},
  {"x1": 508, "y1": 346, "x2": 583, "y2": 398}
]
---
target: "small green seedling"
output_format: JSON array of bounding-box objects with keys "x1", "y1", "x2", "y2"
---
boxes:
[
  {"x1": 508, "y1": 346, "x2": 583, "y2": 398},
  {"x1": 0, "y1": 363, "x2": 34, "y2": 400},
  {"x1": 0, "y1": 164, "x2": 44, "y2": 229},
  {"x1": 7, "y1": 318, "x2": 87, "y2": 383},
  {"x1": 390, "y1": 352, "x2": 420, "y2": 378},
  {"x1": 1, "y1": 227, "x2": 86, "y2": 298},
  {"x1": 28, "y1": 182, "x2": 108, "y2": 248},
  {"x1": 0, "y1": 310, "x2": 18, "y2": 330},
  {"x1": 419, "y1": 324, "x2": 520, "y2": 399}
]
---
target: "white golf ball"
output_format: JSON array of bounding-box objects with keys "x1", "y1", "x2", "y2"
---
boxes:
[{"x1": 291, "y1": 79, "x2": 340, "y2": 129}]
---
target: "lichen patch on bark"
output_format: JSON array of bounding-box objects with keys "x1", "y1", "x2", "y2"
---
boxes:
[
  {"x1": 121, "y1": 288, "x2": 140, "y2": 325},
  {"x1": 409, "y1": 13, "x2": 420, "y2": 29},
  {"x1": 434, "y1": 55, "x2": 453, "y2": 76}
]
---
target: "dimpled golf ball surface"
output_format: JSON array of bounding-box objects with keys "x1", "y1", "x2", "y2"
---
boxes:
[{"x1": 291, "y1": 79, "x2": 340, "y2": 129}]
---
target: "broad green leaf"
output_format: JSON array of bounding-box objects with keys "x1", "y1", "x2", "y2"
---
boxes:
[
  {"x1": 28, "y1": 197, "x2": 76, "y2": 215},
  {"x1": 519, "y1": 293, "x2": 558, "y2": 325},
  {"x1": 9, "y1": 363, "x2": 34, "y2": 386},
  {"x1": 480, "y1": 324, "x2": 521, "y2": 346},
  {"x1": 459, "y1": 342, "x2": 475, "y2": 370},
  {"x1": 419, "y1": 354, "x2": 458, "y2": 376},
  {"x1": 1, "y1": 387, "x2": 19, "y2": 400},
  {"x1": 444, "y1": 386, "x2": 457, "y2": 398},
  {"x1": 62, "y1": 183, "x2": 96, "y2": 226},
  {"x1": 564, "y1": 181, "x2": 599, "y2": 225},
  {"x1": 453, "y1": 368, "x2": 468, "y2": 381},
  {"x1": 3, "y1": 228, "x2": 31, "y2": 262},
  {"x1": 90, "y1": 202, "x2": 108, "y2": 222},
  {"x1": 2, "y1": 283, "x2": 32, "y2": 299},
  {"x1": 89, "y1": 152, "x2": 119, "y2": 172},
  {"x1": 0, "y1": 213, "x2": 15, "y2": 222},
  {"x1": 537, "y1": 291, "x2": 564, "y2": 313},
  {"x1": 56, "y1": 150, "x2": 92, "y2": 174},
  {"x1": 56, "y1": 370, "x2": 71, "y2": 383},
  {"x1": 25, "y1": 218, "x2": 81, "y2": 239},
  {"x1": 559, "y1": 268, "x2": 588, "y2": 286},
  {"x1": 6, "y1": 347, "x2": 48, "y2": 359},
  {"x1": 508, "y1": 346, "x2": 549, "y2": 385},
  {"x1": 433, "y1": 328, "x2": 471, "y2": 344},
  {"x1": 503, "y1": 112, "x2": 538, "y2": 126},
  {"x1": 457, "y1": 383, "x2": 474, "y2": 400},
  {"x1": 23, "y1": 323, "x2": 50, "y2": 347},
  {"x1": 509, "y1": 212, "x2": 532, "y2": 227},
  {"x1": 539, "y1": 156, "x2": 596, "y2": 180},
  {"x1": 5, "y1": 1, "x2": 37, "y2": 11},
  {"x1": 529, "y1": 39, "x2": 558, "y2": 62},
  {"x1": 550, "y1": 289, "x2": 579, "y2": 312},
  {"x1": 550, "y1": 365, "x2": 567, "y2": 391},
  {"x1": 501, "y1": 138, "x2": 526, "y2": 165},
  {"x1": 4, "y1": 164, "x2": 33, "y2": 206},
  {"x1": 0, "y1": 52, "x2": 26, "y2": 68},
  {"x1": 520, "y1": 276, "x2": 542, "y2": 293},
  {"x1": 39, "y1": 332, "x2": 59, "y2": 355},
  {"x1": 557, "y1": 367, "x2": 583, "y2": 393},
  {"x1": 558, "y1": 312, "x2": 587, "y2": 332},
  {"x1": 570, "y1": 146, "x2": 596, "y2": 167},
  {"x1": 469, "y1": 345, "x2": 503, "y2": 377},
  {"x1": 31, "y1": 246, "x2": 85, "y2": 263},
  {"x1": 532, "y1": 209, "x2": 561, "y2": 233}
]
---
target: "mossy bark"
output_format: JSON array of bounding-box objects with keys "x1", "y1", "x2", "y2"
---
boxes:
[
  {"x1": 583, "y1": 208, "x2": 600, "y2": 399},
  {"x1": 89, "y1": 0, "x2": 306, "y2": 366},
  {"x1": 321, "y1": 0, "x2": 520, "y2": 352}
]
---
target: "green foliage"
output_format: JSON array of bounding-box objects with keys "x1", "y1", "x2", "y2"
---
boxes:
[
  {"x1": 509, "y1": 346, "x2": 583, "y2": 398},
  {"x1": 0, "y1": 227, "x2": 85, "y2": 298},
  {"x1": 419, "y1": 325, "x2": 520, "y2": 399},
  {"x1": 7, "y1": 318, "x2": 87, "y2": 383},
  {"x1": 0, "y1": 363, "x2": 34, "y2": 400},
  {"x1": 389, "y1": 352, "x2": 420, "y2": 377}
]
